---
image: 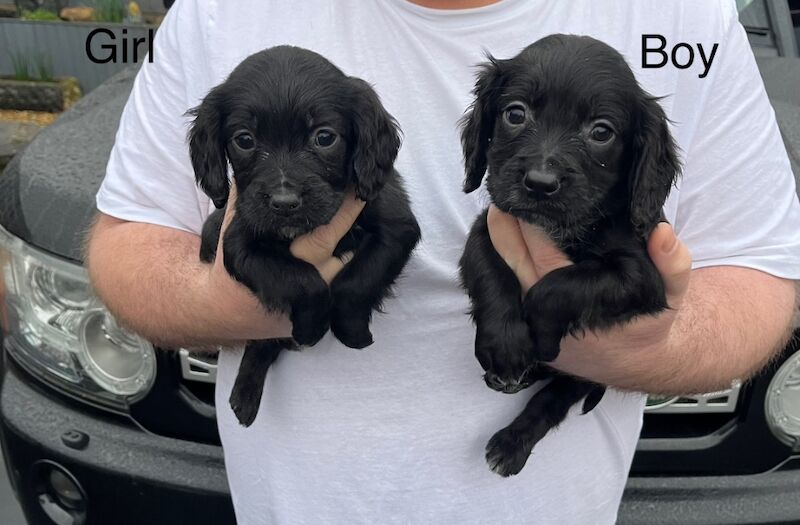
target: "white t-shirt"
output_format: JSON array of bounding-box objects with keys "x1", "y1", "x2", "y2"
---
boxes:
[{"x1": 97, "y1": 1, "x2": 800, "y2": 523}]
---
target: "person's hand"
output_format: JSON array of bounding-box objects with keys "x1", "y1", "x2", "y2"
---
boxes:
[
  {"x1": 207, "y1": 184, "x2": 364, "y2": 341},
  {"x1": 290, "y1": 192, "x2": 365, "y2": 283},
  {"x1": 212, "y1": 183, "x2": 364, "y2": 282},
  {"x1": 486, "y1": 205, "x2": 569, "y2": 293},
  {"x1": 486, "y1": 205, "x2": 692, "y2": 379}
]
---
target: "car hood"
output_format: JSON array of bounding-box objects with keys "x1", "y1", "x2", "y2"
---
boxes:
[{"x1": 0, "y1": 67, "x2": 138, "y2": 262}]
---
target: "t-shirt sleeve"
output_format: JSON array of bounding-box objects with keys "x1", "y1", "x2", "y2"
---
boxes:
[
  {"x1": 673, "y1": 2, "x2": 800, "y2": 279},
  {"x1": 95, "y1": 0, "x2": 210, "y2": 235}
]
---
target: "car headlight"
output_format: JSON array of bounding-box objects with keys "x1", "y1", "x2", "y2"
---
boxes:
[
  {"x1": 765, "y1": 349, "x2": 800, "y2": 447},
  {"x1": 0, "y1": 225, "x2": 155, "y2": 411}
]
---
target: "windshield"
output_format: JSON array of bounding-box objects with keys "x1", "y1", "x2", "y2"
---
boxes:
[{"x1": 737, "y1": 0, "x2": 757, "y2": 12}]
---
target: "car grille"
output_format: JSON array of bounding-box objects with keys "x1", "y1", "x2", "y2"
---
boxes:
[
  {"x1": 178, "y1": 349, "x2": 742, "y2": 416},
  {"x1": 175, "y1": 341, "x2": 800, "y2": 476}
]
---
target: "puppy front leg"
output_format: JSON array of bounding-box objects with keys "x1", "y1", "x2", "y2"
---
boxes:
[
  {"x1": 330, "y1": 217, "x2": 420, "y2": 349},
  {"x1": 222, "y1": 220, "x2": 332, "y2": 346},
  {"x1": 288, "y1": 274, "x2": 333, "y2": 347},
  {"x1": 523, "y1": 254, "x2": 666, "y2": 361},
  {"x1": 460, "y1": 211, "x2": 537, "y2": 392},
  {"x1": 229, "y1": 338, "x2": 296, "y2": 427},
  {"x1": 485, "y1": 376, "x2": 603, "y2": 476}
]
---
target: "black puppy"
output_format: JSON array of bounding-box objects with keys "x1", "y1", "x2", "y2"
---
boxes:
[
  {"x1": 459, "y1": 35, "x2": 680, "y2": 476},
  {"x1": 190, "y1": 46, "x2": 420, "y2": 427}
]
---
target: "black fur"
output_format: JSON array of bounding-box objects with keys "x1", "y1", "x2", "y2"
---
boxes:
[
  {"x1": 459, "y1": 35, "x2": 680, "y2": 476},
  {"x1": 190, "y1": 46, "x2": 420, "y2": 426}
]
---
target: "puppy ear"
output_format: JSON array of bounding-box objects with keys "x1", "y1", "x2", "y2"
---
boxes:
[
  {"x1": 348, "y1": 78, "x2": 402, "y2": 201},
  {"x1": 460, "y1": 56, "x2": 504, "y2": 194},
  {"x1": 188, "y1": 87, "x2": 229, "y2": 209},
  {"x1": 628, "y1": 96, "x2": 680, "y2": 238}
]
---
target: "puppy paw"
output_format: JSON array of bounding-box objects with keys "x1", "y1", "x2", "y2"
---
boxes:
[
  {"x1": 483, "y1": 367, "x2": 536, "y2": 394},
  {"x1": 331, "y1": 311, "x2": 374, "y2": 349},
  {"x1": 475, "y1": 320, "x2": 535, "y2": 392},
  {"x1": 485, "y1": 427, "x2": 533, "y2": 477},
  {"x1": 581, "y1": 385, "x2": 606, "y2": 414},
  {"x1": 229, "y1": 384, "x2": 262, "y2": 427},
  {"x1": 291, "y1": 306, "x2": 330, "y2": 347},
  {"x1": 291, "y1": 318, "x2": 329, "y2": 347}
]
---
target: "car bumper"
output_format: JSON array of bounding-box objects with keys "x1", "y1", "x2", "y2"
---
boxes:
[
  {"x1": 0, "y1": 355, "x2": 235, "y2": 525},
  {"x1": 619, "y1": 465, "x2": 800, "y2": 525},
  {"x1": 4, "y1": 349, "x2": 800, "y2": 525}
]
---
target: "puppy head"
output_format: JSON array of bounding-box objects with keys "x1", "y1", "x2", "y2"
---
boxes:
[
  {"x1": 460, "y1": 35, "x2": 679, "y2": 240},
  {"x1": 188, "y1": 46, "x2": 400, "y2": 239}
]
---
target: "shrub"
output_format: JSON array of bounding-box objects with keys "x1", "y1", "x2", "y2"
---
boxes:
[
  {"x1": 7, "y1": 50, "x2": 55, "y2": 82},
  {"x1": 93, "y1": 0, "x2": 124, "y2": 23},
  {"x1": 20, "y1": 8, "x2": 59, "y2": 21},
  {"x1": 9, "y1": 50, "x2": 33, "y2": 81},
  {"x1": 34, "y1": 53, "x2": 53, "y2": 82}
]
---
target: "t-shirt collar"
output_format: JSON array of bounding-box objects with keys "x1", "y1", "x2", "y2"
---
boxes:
[{"x1": 388, "y1": 0, "x2": 532, "y2": 29}]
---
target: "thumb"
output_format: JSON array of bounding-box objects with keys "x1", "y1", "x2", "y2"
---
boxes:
[
  {"x1": 316, "y1": 251, "x2": 354, "y2": 284},
  {"x1": 220, "y1": 183, "x2": 238, "y2": 233},
  {"x1": 487, "y1": 205, "x2": 538, "y2": 290},
  {"x1": 216, "y1": 183, "x2": 238, "y2": 256},
  {"x1": 292, "y1": 192, "x2": 364, "y2": 259},
  {"x1": 647, "y1": 223, "x2": 692, "y2": 308},
  {"x1": 519, "y1": 221, "x2": 572, "y2": 278}
]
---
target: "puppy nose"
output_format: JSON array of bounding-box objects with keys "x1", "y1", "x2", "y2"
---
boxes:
[
  {"x1": 523, "y1": 170, "x2": 560, "y2": 195},
  {"x1": 269, "y1": 192, "x2": 302, "y2": 213}
]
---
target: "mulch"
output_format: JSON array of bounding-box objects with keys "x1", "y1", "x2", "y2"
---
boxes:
[{"x1": 0, "y1": 110, "x2": 58, "y2": 126}]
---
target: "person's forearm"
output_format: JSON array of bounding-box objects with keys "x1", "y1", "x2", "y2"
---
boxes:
[
  {"x1": 86, "y1": 213, "x2": 290, "y2": 348},
  {"x1": 554, "y1": 266, "x2": 797, "y2": 394}
]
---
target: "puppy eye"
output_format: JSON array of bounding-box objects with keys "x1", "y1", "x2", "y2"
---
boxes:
[
  {"x1": 589, "y1": 123, "x2": 615, "y2": 144},
  {"x1": 233, "y1": 132, "x2": 255, "y2": 151},
  {"x1": 314, "y1": 128, "x2": 338, "y2": 149},
  {"x1": 503, "y1": 104, "x2": 527, "y2": 126}
]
